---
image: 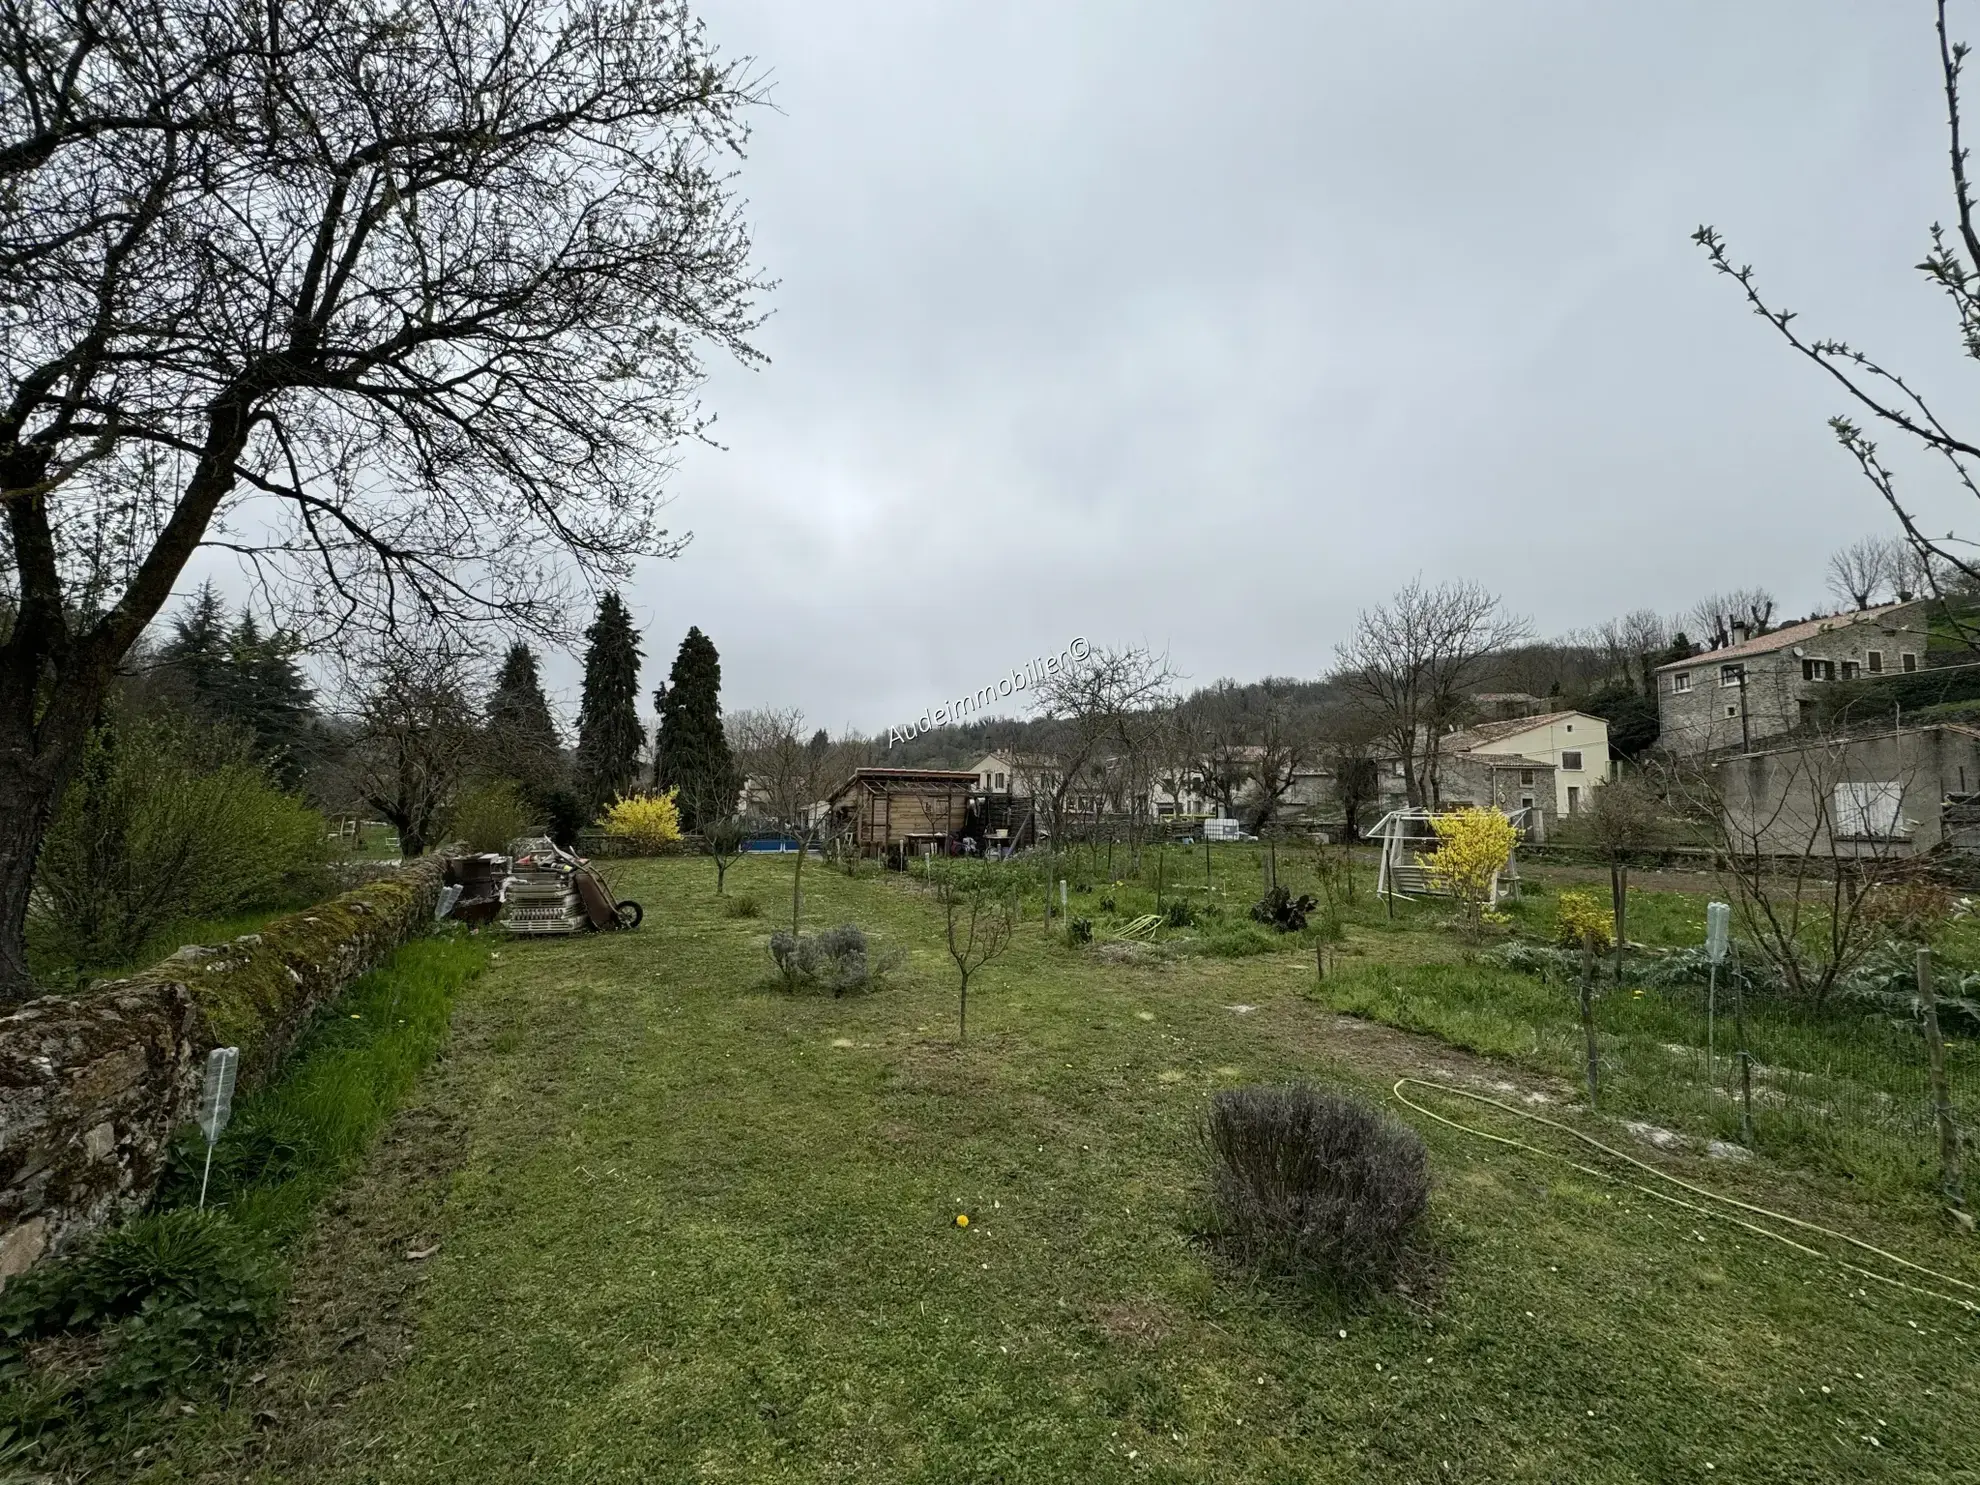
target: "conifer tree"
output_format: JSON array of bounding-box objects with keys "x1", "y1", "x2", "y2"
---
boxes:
[
  {"x1": 157, "y1": 585, "x2": 314, "y2": 784},
  {"x1": 655, "y1": 626, "x2": 738, "y2": 832},
  {"x1": 224, "y1": 615, "x2": 314, "y2": 784},
  {"x1": 486, "y1": 643, "x2": 565, "y2": 806},
  {"x1": 159, "y1": 582, "x2": 230, "y2": 706},
  {"x1": 576, "y1": 593, "x2": 644, "y2": 812}
]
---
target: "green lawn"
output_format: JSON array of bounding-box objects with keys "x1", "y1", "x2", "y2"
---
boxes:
[{"x1": 144, "y1": 855, "x2": 1978, "y2": 1483}]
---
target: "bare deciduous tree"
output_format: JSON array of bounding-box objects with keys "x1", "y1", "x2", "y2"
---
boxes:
[
  {"x1": 341, "y1": 640, "x2": 486, "y2": 859},
  {"x1": 1332, "y1": 578, "x2": 1529, "y2": 808},
  {"x1": 933, "y1": 862, "x2": 1017, "y2": 1043},
  {"x1": 1028, "y1": 643, "x2": 1176, "y2": 848},
  {"x1": 0, "y1": 0, "x2": 766, "y2": 998},
  {"x1": 1695, "y1": 0, "x2": 1980, "y2": 647},
  {"x1": 1687, "y1": 589, "x2": 1778, "y2": 651},
  {"x1": 1827, "y1": 536, "x2": 1895, "y2": 611},
  {"x1": 1659, "y1": 743, "x2": 1906, "y2": 1004}
]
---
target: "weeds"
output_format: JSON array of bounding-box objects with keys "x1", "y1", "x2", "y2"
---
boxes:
[{"x1": 722, "y1": 893, "x2": 764, "y2": 919}]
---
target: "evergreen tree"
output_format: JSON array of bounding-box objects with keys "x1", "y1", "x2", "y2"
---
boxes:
[
  {"x1": 485, "y1": 642, "x2": 565, "y2": 805},
  {"x1": 157, "y1": 585, "x2": 314, "y2": 784},
  {"x1": 575, "y1": 593, "x2": 644, "y2": 812},
  {"x1": 224, "y1": 615, "x2": 314, "y2": 783},
  {"x1": 160, "y1": 582, "x2": 230, "y2": 706},
  {"x1": 655, "y1": 626, "x2": 738, "y2": 832}
]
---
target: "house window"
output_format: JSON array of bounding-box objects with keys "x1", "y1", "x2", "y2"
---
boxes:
[
  {"x1": 1832, "y1": 781, "x2": 1904, "y2": 839},
  {"x1": 1672, "y1": 671, "x2": 1692, "y2": 694},
  {"x1": 1519, "y1": 795, "x2": 1535, "y2": 812},
  {"x1": 994, "y1": 772, "x2": 1006, "y2": 790},
  {"x1": 1841, "y1": 661, "x2": 1860, "y2": 680},
  {"x1": 1725, "y1": 705, "x2": 1737, "y2": 718},
  {"x1": 1868, "y1": 651, "x2": 1884, "y2": 674},
  {"x1": 1801, "y1": 658, "x2": 1835, "y2": 682},
  {"x1": 1902, "y1": 652, "x2": 1918, "y2": 672},
  {"x1": 1567, "y1": 786, "x2": 1581, "y2": 815},
  {"x1": 1520, "y1": 769, "x2": 1534, "y2": 785},
  {"x1": 1720, "y1": 664, "x2": 1745, "y2": 688},
  {"x1": 1560, "y1": 751, "x2": 1583, "y2": 772}
]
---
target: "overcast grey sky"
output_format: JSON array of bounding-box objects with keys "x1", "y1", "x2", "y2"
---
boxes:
[{"x1": 225, "y1": 2, "x2": 1980, "y2": 732}]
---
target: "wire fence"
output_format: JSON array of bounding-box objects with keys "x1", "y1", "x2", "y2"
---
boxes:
[{"x1": 1579, "y1": 955, "x2": 1974, "y2": 1196}]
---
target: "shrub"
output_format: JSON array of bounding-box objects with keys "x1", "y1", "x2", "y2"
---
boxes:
[
  {"x1": 1249, "y1": 885, "x2": 1319, "y2": 933},
  {"x1": 1203, "y1": 1083, "x2": 1429, "y2": 1291},
  {"x1": 768, "y1": 923, "x2": 879, "y2": 995},
  {"x1": 1066, "y1": 916, "x2": 1094, "y2": 946},
  {"x1": 1163, "y1": 898, "x2": 1196, "y2": 928},
  {"x1": 450, "y1": 779, "x2": 532, "y2": 854},
  {"x1": 1863, "y1": 879, "x2": 1959, "y2": 943},
  {"x1": 599, "y1": 789, "x2": 682, "y2": 853},
  {"x1": 30, "y1": 714, "x2": 328, "y2": 974},
  {"x1": 722, "y1": 894, "x2": 763, "y2": 919},
  {"x1": 1420, "y1": 808, "x2": 1519, "y2": 935},
  {"x1": 1553, "y1": 889, "x2": 1613, "y2": 952}
]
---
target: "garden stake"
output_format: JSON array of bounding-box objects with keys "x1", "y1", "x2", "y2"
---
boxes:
[
  {"x1": 1733, "y1": 946, "x2": 1754, "y2": 1146},
  {"x1": 1917, "y1": 948, "x2": 1967, "y2": 1211},
  {"x1": 1578, "y1": 932, "x2": 1600, "y2": 1110},
  {"x1": 1316, "y1": 940, "x2": 1325, "y2": 985},
  {"x1": 196, "y1": 1045, "x2": 240, "y2": 1211}
]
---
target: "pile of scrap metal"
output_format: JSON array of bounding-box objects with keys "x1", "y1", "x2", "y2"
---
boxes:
[
  {"x1": 435, "y1": 840, "x2": 643, "y2": 936},
  {"x1": 438, "y1": 852, "x2": 508, "y2": 927},
  {"x1": 500, "y1": 837, "x2": 642, "y2": 935}
]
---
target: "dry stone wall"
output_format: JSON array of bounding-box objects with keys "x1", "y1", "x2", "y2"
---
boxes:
[{"x1": 0, "y1": 858, "x2": 443, "y2": 1283}]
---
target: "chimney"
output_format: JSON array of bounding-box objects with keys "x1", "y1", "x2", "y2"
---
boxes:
[{"x1": 1729, "y1": 621, "x2": 1749, "y2": 646}]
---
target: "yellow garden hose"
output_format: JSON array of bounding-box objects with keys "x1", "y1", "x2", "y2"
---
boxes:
[{"x1": 1391, "y1": 1077, "x2": 1980, "y2": 1315}]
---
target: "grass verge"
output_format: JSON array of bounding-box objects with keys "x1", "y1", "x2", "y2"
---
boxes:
[{"x1": 0, "y1": 932, "x2": 488, "y2": 1469}]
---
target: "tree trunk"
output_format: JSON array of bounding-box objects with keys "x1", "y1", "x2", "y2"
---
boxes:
[
  {"x1": 0, "y1": 660, "x2": 113, "y2": 1005},
  {"x1": 0, "y1": 755, "x2": 68, "y2": 1002}
]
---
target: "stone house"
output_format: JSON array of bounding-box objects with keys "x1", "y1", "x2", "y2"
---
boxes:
[
  {"x1": 1654, "y1": 602, "x2": 1931, "y2": 757},
  {"x1": 1436, "y1": 750, "x2": 1559, "y2": 837}
]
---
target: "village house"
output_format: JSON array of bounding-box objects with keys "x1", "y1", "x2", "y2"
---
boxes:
[
  {"x1": 1716, "y1": 723, "x2": 1980, "y2": 859},
  {"x1": 1654, "y1": 601, "x2": 1932, "y2": 757},
  {"x1": 1438, "y1": 710, "x2": 1609, "y2": 818}
]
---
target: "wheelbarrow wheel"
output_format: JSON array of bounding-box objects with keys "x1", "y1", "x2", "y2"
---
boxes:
[{"x1": 615, "y1": 900, "x2": 643, "y2": 930}]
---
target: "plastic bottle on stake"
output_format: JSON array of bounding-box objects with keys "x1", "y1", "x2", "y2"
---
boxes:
[{"x1": 196, "y1": 1046, "x2": 240, "y2": 1211}]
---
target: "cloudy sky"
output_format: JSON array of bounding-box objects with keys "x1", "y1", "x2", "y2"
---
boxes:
[{"x1": 224, "y1": 1, "x2": 1980, "y2": 733}]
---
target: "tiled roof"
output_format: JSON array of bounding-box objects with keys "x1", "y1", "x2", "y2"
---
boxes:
[
  {"x1": 1442, "y1": 710, "x2": 1590, "y2": 755},
  {"x1": 1655, "y1": 603, "x2": 1916, "y2": 670}
]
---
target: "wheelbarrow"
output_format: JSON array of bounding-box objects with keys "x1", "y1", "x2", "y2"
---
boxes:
[{"x1": 571, "y1": 858, "x2": 643, "y2": 931}]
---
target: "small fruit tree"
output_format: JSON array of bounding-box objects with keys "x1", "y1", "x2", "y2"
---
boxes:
[{"x1": 1420, "y1": 807, "x2": 1519, "y2": 936}]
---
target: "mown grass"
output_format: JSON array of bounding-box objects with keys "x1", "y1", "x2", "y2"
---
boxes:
[{"x1": 132, "y1": 855, "x2": 1980, "y2": 1483}]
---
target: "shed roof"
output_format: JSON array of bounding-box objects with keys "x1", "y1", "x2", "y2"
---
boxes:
[{"x1": 826, "y1": 766, "x2": 980, "y2": 805}]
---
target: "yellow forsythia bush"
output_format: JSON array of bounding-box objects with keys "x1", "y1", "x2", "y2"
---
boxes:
[
  {"x1": 1553, "y1": 889, "x2": 1613, "y2": 952},
  {"x1": 600, "y1": 789, "x2": 682, "y2": 852},
  {"x1": 1420, "y1": 807, "x2": 1520, "y2": 931}
]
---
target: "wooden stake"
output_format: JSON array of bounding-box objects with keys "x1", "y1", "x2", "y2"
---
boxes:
[
  {"x1": 1917, "y1": 948, "x2": 1967, "y2": 1210},
  {"x1": 1579, "y1": 931, "x2": 1600, "y2": 1110}
]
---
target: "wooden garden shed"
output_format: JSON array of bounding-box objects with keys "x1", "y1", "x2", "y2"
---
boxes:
[{"x1": 826, "y1": 768, "x2": 978, "y2": 858}]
